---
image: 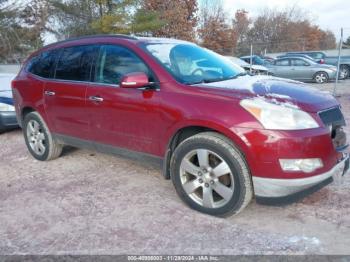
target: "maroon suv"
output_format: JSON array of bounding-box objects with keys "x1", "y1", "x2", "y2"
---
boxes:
[{"x1": 12, "y1": 35, "x2": 349, "y2": 216}]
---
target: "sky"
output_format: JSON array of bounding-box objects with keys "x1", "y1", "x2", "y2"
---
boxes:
[
  {"x1": 222, "y1": 0, "x2": 350, "y2": 41},
  {"x1": 42, "y1": 0, "x2": 350, "y2": 44}
]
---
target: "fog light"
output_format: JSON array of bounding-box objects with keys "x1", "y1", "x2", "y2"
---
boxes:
[{"x1": 279, "y1": 158, "x2": 323, "y2": 173}]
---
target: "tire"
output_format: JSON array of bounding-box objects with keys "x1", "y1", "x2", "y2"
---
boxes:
[
  {"x1": 313, "y1": 71, "x2": 329, "y2": 84},
  {"x1": 340, "y1": 65, "x2": 350, "y2": 79},
  {"x1": 170, "y1": 132, "x2": 253, "y2": 217},
  {"x1": 23, "y1": 111, "x2": 63, "y2": 161}
]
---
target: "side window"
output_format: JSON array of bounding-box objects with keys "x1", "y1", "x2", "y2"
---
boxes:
[
  {"x1": 95, "y1": 45, "x2": 153, "y2": 85},
  {"x1": 291, "y1": 59, "x2": 309, "y2": 66},
  {"x1": 27, "y1": 50, "x2": 58, "y2": 78},
  {"x1": 55, "y1": 45, "x2": 98, "y2": 81},
  {"x1": 313, "y1": 53, "x2": 324, "y2": 59},
  {"x1": 275, "y1": 59, "x2": 289, "y2": 66}
]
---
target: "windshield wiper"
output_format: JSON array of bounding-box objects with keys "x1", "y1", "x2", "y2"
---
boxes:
[
  {"x1": 186, "y1": 72, "x2": 247, "y2": 85},
  {"x1": 231, "y1": 72, "x2": 247, "y2": 78}
]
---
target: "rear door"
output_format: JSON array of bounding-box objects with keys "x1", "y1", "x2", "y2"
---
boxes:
[
  {"x1": 44, "y1": 45, "x2": 99, "y2": 139},
  {"x1": 86, "y1": 44, "x2": 162, "y2": 155}
]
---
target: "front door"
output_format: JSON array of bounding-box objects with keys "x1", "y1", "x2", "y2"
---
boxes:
[
  {"x1": 273, "y1": 58, "x2": 290, "y2": 78},
  {"x1": 86, "y1": 44, "x2": 162, "y2": 155},
  {"x1": 290, "y1": 58, "x2": 311, "y2": 80}
]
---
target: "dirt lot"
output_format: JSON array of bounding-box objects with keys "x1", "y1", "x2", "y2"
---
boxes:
[{"x1": 0, "y1": 80, "x2": 349, "y2": 255}]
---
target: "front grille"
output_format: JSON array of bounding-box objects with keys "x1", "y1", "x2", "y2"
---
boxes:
[{"x1": 318, "y1": 106, "x2": 345, "y2": 127}]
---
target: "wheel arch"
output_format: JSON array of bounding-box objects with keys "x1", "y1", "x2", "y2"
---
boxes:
[
  {"x1": 19, "y1": 106, "x2": 36, "y2": 127},
  {"x1": 313, "y1": 71, "x2": 329, "y2": 83},
  {"x1": 162, "y1": 123, "x2": 250, "y2": 180}
]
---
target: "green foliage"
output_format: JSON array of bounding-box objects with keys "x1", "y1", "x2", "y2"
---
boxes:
[
  {"x1": 50, "y1": 0, "x2": 101, "y2": 37},
  {"x1": 0, "y1": 0, "x2": 44, "y2": 63},
  {"x1": 131, "y1": 9, "x2": 166, "y2": 35},
  {"x1": 50, "y1": 0, "x2": 164, "y2": 37}
]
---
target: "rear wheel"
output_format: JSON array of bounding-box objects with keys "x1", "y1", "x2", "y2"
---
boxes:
[
  {"x1": 170, "y1": 132, "x2": 253, "y2": 217},
  {"x1": 314, "y1": 71, "x2": 329, "y2": 84},
  {"x1": 23, "y1": 112, "x2": 63, "y2": 161},
  {"x1": 340, "y1": 65, "x2": 350, "y2": 79}
]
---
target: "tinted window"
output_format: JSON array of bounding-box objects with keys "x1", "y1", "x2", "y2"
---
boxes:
[
  {"x1": 55, "y1": 45, "x2": 98, "y2": 81},
  {"x1": 95, "y1": 45, "x2": 153, "y2": 85},
  {"x1": 291, "y1": 59, "x2": 309, "y2": 66},
  {"x1": 275, "y1": 59, "x2": 289, "y2": 66},
  {"x1": 312, "y1": 53, "x2": 324, "y2": 59},
  {"x1": 28, "y1": 50, "x2": 58, "y2": 78}
]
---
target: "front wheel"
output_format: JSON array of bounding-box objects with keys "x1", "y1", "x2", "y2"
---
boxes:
[
  {"x1": 170, "y1": 132, "x2": 253, "y2": 217},
  {"x1": 314, "y1": 71, "x2": 329, "y2": 84}
]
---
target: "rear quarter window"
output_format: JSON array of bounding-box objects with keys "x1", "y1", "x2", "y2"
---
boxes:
[{"x1": 27, "y1": 50, "x2": 58, "y2": 78}]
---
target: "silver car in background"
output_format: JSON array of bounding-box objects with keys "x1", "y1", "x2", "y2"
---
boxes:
[{"x1": 266, "y1": 56, "x2": 338, "y2": 83}]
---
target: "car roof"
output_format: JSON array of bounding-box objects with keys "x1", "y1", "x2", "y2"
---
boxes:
[
  {"x1": 32, "y1": 34, "x2": 192, "y2": 57},
  {"x1": 286, "y1": 51, "x2": 324, "y2": 54},
  {"x1": 276, "y1": 56, "x2": 317, "y2": 64},
  {"x1": 278, "y1": 54, "x2": 315, "y2": 59},
  {"x1": 240, "y1": 55, "x2": 260, "y2": 59}
]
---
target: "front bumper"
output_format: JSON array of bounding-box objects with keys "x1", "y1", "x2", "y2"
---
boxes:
[
  {"x1": 253, "y1": 154, "x2": 349, "y2": 197},
  {"x1": 0, "y1": 111, "x2": 18, "y2": 131}
]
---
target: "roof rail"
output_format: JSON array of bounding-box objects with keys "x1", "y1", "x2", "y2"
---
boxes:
[{"x1": 43, "y1": 34, "x2": 138, "y2": 49}]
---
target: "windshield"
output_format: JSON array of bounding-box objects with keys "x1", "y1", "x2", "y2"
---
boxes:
[
  {"x1": 253, "y1": 56, "x2": 265, "y2": 65},
  {"x1": 141, "y1": 43, "x2": 245, "y2": 84}
]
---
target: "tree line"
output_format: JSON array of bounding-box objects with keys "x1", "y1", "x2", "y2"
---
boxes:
[{"x1": 0, "y1": 0, "x2": 341, "y2": 63}]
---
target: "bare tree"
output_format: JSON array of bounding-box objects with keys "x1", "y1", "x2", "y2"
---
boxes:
[
  {"x1": 237, "y1": 6, "x2": 337, "y2": 55},
  {"x1": 197, "y1": 0, "x2": 236, "y2": 55},
  {"x1": 142, "y1": 0, "x2": 198, "y2": 41}
]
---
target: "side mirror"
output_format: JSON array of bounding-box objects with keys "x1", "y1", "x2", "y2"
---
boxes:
[{"x1": 120, "y1": 72, "x2": 149, "y2": 89}]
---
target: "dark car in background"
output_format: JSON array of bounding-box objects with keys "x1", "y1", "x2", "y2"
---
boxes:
[
  {"x1": 266, "y1": 56, "x2": 338, "y2": 83},
  {"x1": 286, "y1": 51, "x2": 350, "y2": 79},
  {"x1": 0, "y1": 73, "x2": 18, "y2": 133}
]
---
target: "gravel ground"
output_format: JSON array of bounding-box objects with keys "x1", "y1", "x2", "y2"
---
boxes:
[{"x1": 0, "y1": 79, "x2": 349, "y2": 255}]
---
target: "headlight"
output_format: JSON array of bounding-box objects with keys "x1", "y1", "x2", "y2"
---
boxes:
[
  {"x1": 240, "y1": 98, "x2": 319, "y2": 130},
  {"x1": 0, "y1": 103, "x2": 15, "y2": 112}
]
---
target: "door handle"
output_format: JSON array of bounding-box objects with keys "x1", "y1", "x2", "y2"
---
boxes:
[
  {"x1": 44, "y1": 91, "x2": 55, "y2": 96},
  {"x1": 89, "y1": 96, "x2": 104, "y2": 102}
]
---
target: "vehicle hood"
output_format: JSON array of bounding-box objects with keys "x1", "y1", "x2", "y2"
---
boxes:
[
  {"x1": 315, "y1": 64, "x2": 337, "y2": 69},
  {"x1": 194, "y1": 75, "x2": 338, "y2": 112},
  {"x1": 0, "y1": 73, "x2": 15, "y2": 105}
]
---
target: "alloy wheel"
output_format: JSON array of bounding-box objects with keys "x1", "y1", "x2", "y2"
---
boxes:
[
  {"x1": 26, "y1": 119, "x2": 46, "y2": 156},
  {"x1": 179, "y1": 149, "x2": 234, "y2": 208},
  {"x1": 315, "y1": 73, "x2": 327, "y2": 83}
]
